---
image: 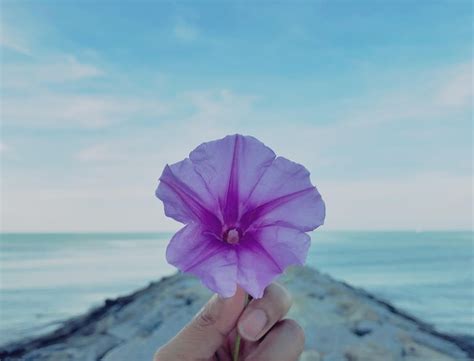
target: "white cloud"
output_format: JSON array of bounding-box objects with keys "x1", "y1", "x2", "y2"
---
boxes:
[
  {"x1": 173, "y1": 19, "x2": 199, "y2": 41},
  {"x1": 0, "y1": 142, "x2": 9, "y2": 154},
  {"x1": 187, "y1": 89, "x2": 257, "y2": 113},
  {"x1": 182, "y1": 89, "x2": 257, "y2": 132},
  {"x1": 1, "y1": 6, "x2": 470, "y2": 233},
  {"x1": 319, "y1": 173, "x2": 473, "y2": 231},
  {"x1": 2, "y1": 172, "x2": 471, "y2": 232},
  {"x1": 2, "y1": 63, "x2": 472, "y2": 231},
  {"x1": 2, "y1": 55, "x2": 103, "y2": 89},
  {"x1": 6, "y1": 86, "x2": 467, "y2": 232},
  {"x1": 437, "y1": 62, "x2": 473, "y2": 108},
  {"x1": 72, "y1": 89, "x2": 257, "y2": 165},
  {"x1": 336, "y1": 61, "x2": 473, "y2": 128},
  {"x1": 1, "y1": 186, "x2": 175, "y2": 232},
  {"x1": 0, "y1": 142, "x2": 21, "y2": 161},
  {"x1": 2, "y1": 93, "x2": 168, "y2": 129},
  {"x1": 76, "y1": 144, "x2": 127, "y2": 163},
  {"x1": 1, "y1": 51, "x2": 170, "y2": 129},
  {"x1": 0, "y1": 24, "x2": 31, "y2": 55}
]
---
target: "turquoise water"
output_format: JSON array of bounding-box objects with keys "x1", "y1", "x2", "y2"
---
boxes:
[{"x1": 0, "y1": 231, "x2": 472, "y2": 345}]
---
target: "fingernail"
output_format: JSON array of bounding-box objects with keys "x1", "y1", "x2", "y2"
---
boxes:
[{"x1": 238, "y1": 309, "x2": 268, "y2": 340}]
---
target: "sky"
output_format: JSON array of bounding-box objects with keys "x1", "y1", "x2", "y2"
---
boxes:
[{"x1": 0, "y1": 1, "x2": 472, "y2": 232}]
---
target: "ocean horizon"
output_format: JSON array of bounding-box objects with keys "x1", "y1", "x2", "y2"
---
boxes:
[{"x1": 0, "y1": 230, "x2": 472, "y2": 346}]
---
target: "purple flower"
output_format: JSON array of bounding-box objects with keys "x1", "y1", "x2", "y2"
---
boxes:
[{"x1": 156, "y1": 134, "x2": 325, "y2": 298}]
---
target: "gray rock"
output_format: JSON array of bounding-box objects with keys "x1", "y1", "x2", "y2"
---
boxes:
[{"x1": 0, "y1": 267, "x2": 472, "y2": 361}]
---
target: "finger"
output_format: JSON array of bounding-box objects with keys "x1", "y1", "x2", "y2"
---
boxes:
[
  {"x1": 237, "y1": 283, "x2": 292, "y2": 341},
  {"x1": 154, "y1": 286, "x2": 246, "y2": 361},
  {"x1": 245, "y1": 319, "x2": 305, "y2": 361}
]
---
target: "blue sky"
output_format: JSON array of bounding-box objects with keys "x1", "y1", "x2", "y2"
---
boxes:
[{"x1": 1, "y1": 1, "x2": 472, "y2": 232}]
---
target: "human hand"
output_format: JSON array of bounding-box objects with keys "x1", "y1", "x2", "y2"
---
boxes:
[{"x1": 154, "y1": 283, "x2": 304, "y2": 361}]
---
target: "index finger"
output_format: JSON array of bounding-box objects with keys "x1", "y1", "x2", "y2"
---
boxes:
[{"x1": 237, "y1": 283, "x2": 292, "y2": 342}]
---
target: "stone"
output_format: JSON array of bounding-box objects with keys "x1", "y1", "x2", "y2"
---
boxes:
[{"x1": 0, "y1": 267, "x2": 472, "y2": 361}]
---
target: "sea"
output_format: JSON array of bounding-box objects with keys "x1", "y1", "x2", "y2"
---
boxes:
[{"x1": 0, "y1": 231, "x2": 472, "y2": 345}]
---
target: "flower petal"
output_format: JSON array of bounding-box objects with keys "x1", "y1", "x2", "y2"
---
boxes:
[
  {"x1": 236, "y1": 227, "x2": 310, "y2": 298},
  {"x1": 189, "y1": 134, "x2": 276, "y2": 225},
  {"x1": 166, "y1": 224, "x2": 238, "y2": 297},
  {"x1": 156, "y1": 159, "x2": 222, "y2": 233},
  {"x1": 251, "y1": 225, "x2": 311, "y2": 267},
  {"x1": 236, "y1": 234, "x2": 283, "y2": 299},
  {"x1": 240, "y1": 157, "x2": 325, "y2": 232}
]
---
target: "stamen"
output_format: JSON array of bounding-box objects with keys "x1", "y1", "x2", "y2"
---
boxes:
[{"x1": 226, "y1": 228, "x2": 240, "y2": 244}]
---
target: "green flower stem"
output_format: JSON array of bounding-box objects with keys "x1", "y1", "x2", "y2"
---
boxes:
[{"x1": 232, "y1": 293, "x2": 250, "y2": 361}]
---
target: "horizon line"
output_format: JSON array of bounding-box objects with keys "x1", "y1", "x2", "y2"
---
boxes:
[{"x1": 1, "y1": 229, "x2": 472, "y2": 234}]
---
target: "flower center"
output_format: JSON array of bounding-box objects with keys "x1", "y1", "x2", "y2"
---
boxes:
[{"x1": 224, "y1": 228, "x2": 240, "y2": 245}]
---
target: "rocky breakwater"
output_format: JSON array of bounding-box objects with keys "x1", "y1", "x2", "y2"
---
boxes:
[{"x1": 1, "y1": 266, "x2": 472, "y2": 361}]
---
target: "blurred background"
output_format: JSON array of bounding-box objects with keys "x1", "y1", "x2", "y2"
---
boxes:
[{"x1": 0, "y1": 0, "x2": 472, "y2": 346}]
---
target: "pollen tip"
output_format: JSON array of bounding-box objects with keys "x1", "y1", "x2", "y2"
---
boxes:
[{"x1": 226, "y1": 228, "x2": 240, "y2": 244}]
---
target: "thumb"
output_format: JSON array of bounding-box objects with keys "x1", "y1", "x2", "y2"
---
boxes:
[{"x1": 154, "y1": 287, "x2": 247, "y2": 361}]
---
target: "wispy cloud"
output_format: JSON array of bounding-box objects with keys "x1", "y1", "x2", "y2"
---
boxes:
[
  {"x1": 73, "y1": 89, "x2": 256, "y2": 167},
  {"x1": 2, "y1": 93, "x2": 168, "y2": 128},
  {"x1": 0, "y1": 142, "x2": 10, "y2": 154},
  {"x1": 184, "y1": 89, "x2": 257, "y2": 124},
  {"x1": 2, "y1": 55, "x2": 103, "y2": 90},
  {"x1": 3, "y1": 171, "x2": 471, "y2": 232},
  {"x1": 436, "y1": 62, "x2": 473, "y2": 108},
  {"x1": 1, "y1": 2, "x2": 471, "y2": 232},
  {"x1": 334, "y1": 61, "x2": 473, "y2": 128},
  {"x1": 76, "y1": 144, "x2": 127, "y2": 163},
  {"x1": 173, "y1": 18, "x2": 199, "y2": 41},
  {"x1": 319, "y1": 172, "x2": 472, "y2": 231},
  {"x1": 0, "y1": 24, "x2": 31, "y2": 55},
  {"x1": 1, "y1": 52, "x2": 168, "y2": 128}
]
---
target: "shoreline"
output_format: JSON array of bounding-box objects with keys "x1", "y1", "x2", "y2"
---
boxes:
[{"x1": 1, "y1": 266, "x2": 473, "y2": 361}]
